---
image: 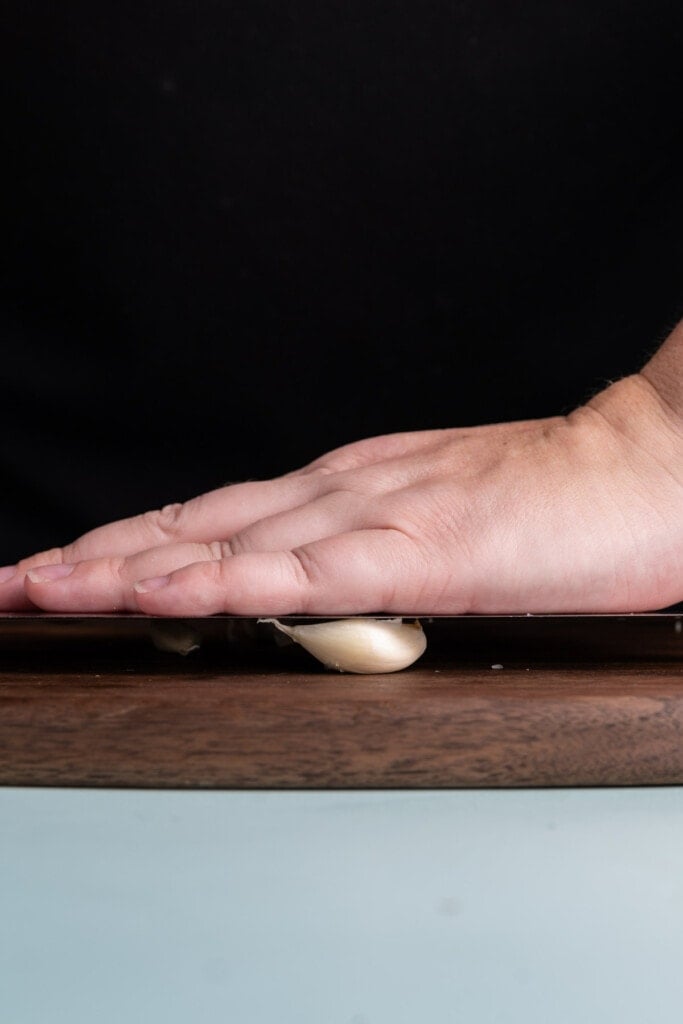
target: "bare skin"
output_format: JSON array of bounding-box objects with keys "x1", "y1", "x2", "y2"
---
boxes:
[{"x1": 2, "y1": 327, "x2": 683, "y2": 616}]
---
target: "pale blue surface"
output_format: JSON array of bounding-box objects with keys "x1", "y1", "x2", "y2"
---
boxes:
[{"x1": 2, "y1": 788, "x2": 683, "y2": 1023}]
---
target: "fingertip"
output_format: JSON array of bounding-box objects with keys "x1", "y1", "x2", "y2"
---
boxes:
[
  {"x1": 0, "y1": 566, "x2": 37, "y2": 611},
  {"x1": 26, "y1": 564, "x2": 76, "y2": 584}
]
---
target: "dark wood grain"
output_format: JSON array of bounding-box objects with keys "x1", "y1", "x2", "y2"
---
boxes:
[{"x1": 2, "y1": 655, "x2": 683, "y2": 787}]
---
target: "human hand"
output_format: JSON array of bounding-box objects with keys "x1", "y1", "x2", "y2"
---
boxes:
[{"x1": 3, "y1": 373, "x2": 683, "y2": 615}]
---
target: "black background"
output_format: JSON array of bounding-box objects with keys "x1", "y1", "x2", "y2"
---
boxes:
[{"x1": 2, "y1": 1, "x2": 683, "y2": 563}]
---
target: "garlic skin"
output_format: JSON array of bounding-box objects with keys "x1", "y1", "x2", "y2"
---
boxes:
[{"x1": 259, "y1": 617, "x2": 426, "y2": 674}]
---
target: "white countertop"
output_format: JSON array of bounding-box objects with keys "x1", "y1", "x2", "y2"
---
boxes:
[{"x1": 2, "y1": 788, "x2": 682, "y2": 1023}]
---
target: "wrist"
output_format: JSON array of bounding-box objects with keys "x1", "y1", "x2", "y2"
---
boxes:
[
  {"x1": 639, "y1": 319, "x2": 683, "y2": 432},
  {"x1": 574, "y1": 371, "x2": 683, "y2": 489}
]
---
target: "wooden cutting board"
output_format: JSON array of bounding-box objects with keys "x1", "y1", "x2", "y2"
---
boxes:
[{"x1": 1, "y1": 613, "x2": 682, "y2": 787}]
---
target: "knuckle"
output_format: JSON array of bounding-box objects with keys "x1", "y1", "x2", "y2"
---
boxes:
[
  {"x1": 112, "y1": 557, "x2": 129, "y2": 584},
  {"x1": 317, "y1": 467, "x2": 386, "y2": 500},
  {"x1": 290, "y1": 545, "x2": 321, "y2": 589},
  {"x1": 300, "y1": 462, "x2": 337, "y2": 481},
  {"x1": 305, "y1": 437, "x2": 383, "y2": 475},
  {"x1": 146, "y1": 502, "x2": 185, "y2": 542},
  {"x1": 22, "y1": 547, "x2": 64, "y2": 570},
  {"x1": 205, "y1": 539, "x2": 233, "y2": 561},
  {"x1": 223, "y1": 531, "x2": 248, "y2": 556},
  {"x1": 369, "y1": 491, "x2": 413, "y2": 531}
]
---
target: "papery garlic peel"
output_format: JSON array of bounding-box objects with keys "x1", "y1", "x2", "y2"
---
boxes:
[{"x1": 258, "y1": 617, "x2": 427, "y2": 674}]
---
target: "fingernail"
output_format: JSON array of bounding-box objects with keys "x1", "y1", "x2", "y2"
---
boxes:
[
  {"x1": 0, "y1": 565, "x2": 17, "y2": 583},
  {"x1": 27, "y1": 564, "x2": 76, "y2": 583},
  {"x1": 134, "y1": 575, "x2": 171, "y2": 594}
]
